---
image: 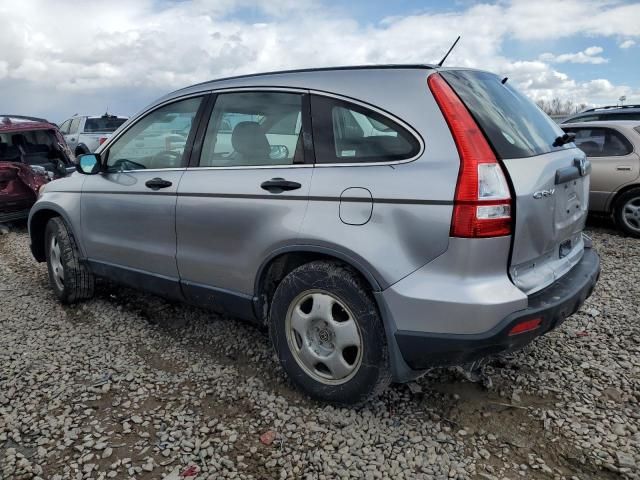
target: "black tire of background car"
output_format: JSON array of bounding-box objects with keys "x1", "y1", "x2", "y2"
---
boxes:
[
  {"x1": 45, "y1": 217, "x2": 95, "y2": 303},
  {"x1": 269, "y1": 260, "x2": 391, "y2": 405},
  {"x1": 613, "y1": 187, "x2": 640, "y2": 238},
  {"x1": 75, "y1": 145, "x2": 90, "y2": 157}
]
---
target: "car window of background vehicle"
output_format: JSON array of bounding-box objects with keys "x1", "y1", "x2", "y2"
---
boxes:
[
  {"x1": 566, "y1": 127, "x2": 633, "y2": 157},
  {"x1": 84, "y1": 117, "x2": 128, "y2": 133},
  {"x1": 59, "y1": 119, "x2": 71, "y2": 134},
  {"x1": 69, "y1": 118, "x2": 81, "y2": 134}
]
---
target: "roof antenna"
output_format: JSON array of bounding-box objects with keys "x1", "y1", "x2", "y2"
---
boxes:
[{"x1": 437, "y1": 36, "x2": 461, "y2": 67}]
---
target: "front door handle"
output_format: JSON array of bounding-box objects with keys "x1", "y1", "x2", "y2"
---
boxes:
[
  {"x1": 145, "y1": 177, "x2": 173, "y2": 190},
  {"x1": 260, "y1": 177, "x2": 302, "y2": 193}
]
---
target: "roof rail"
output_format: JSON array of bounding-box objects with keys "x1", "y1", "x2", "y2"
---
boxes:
[
  {"x1": 173, "y1": 64, "x2": 437, "y2": 94},
  {"x1": 0, "y1": 114, "x2": 49, "y2": 123},
  {"x1": 581, "y1": 104, "x2": 640, "y2": 113}
]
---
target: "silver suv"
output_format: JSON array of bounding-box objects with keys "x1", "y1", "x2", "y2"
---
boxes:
[{"x1": 29, "y1": 66, "x2": 600, "y2": 404}]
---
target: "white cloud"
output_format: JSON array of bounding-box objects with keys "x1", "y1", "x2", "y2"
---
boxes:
[
  {"x1": 619, "y1": 39, "x2": 636, "y2": 49},
  {"x1": 0, "y1": 0, "x2": 638, "y2": 119},
  {"x1": 539, "y1": 46, "x2": 608, "y2": 64}
]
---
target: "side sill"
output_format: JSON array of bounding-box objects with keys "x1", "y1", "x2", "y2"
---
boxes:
[
  {"x1": 87, "y1": 260, "x2": 184, "y2": 301},
  {"x1": 181, "y1": 280, "x2": 258, "y2": 323}
]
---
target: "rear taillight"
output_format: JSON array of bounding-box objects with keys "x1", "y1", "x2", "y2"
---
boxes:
[
  {"x1": 427, "y1": 73, "x2": 512, "y2": 238},
  {"x1": 99, "y1": 137, "x2": 107, "y2": 145}
]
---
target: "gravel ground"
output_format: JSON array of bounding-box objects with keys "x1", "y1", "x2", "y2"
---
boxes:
[{"x1": 0, "y1": 219, "x2": 638, "y2": 480}]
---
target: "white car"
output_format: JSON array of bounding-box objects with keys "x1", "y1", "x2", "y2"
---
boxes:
[{"x1": 59, "y1": 114, "x2": 128, "y2": 156}]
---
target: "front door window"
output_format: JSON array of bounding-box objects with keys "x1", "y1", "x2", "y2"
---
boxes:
[{"x1": 106, "y1": 97, "x2": 202, "y2": 171}]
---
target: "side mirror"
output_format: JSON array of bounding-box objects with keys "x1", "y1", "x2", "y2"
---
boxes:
[{"x1": 76, "y1": 153, "x2": 102, "y2": 175}]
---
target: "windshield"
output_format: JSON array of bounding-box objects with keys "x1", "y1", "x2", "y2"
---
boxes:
[
  {"x1": 441, "y1": 70, "x2": 566, "y2": 159},
  {"x1": 84, "y1": 117, "x2": 127, "y2": 133}
]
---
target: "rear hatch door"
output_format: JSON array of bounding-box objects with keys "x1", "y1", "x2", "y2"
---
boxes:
[{"x1": 441, "y1": 69, "x2": 589, "y2": 294}]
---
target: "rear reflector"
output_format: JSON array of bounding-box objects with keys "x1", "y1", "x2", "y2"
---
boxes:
[
  {"x1": 508, "y1": 318, "x2": 542, "y2": 336},
  {"x1": 427, "y1": 73, "x2": 512, "y2": 238},
  {"x1": 99, "y1": 137, "x2": 107, "y2": 145}
]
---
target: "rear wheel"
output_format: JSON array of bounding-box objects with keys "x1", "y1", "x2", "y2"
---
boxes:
[
  {"x1": 614, "y1": 188, "x2": 640, "y2": 238},
  {"x1": 269, "y1": 261, "x2": 391, "y2": 405},
  {"x1": 45, "y1": 217, "x2": 95, "y2": 303}
]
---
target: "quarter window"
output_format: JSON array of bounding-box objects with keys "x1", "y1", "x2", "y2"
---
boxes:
[
  {"x1": 310, "y1": 95, "x2": 420, "y2": 163},
  {"x1": 564, "y1": 127, "x2": 633, "y2": 157},
  {"x1": 105, "y1": 97, "x2": 202, "y2": 171},
  {"x1": 199, "y1": 92, "x2": 304, "y2": 167}
]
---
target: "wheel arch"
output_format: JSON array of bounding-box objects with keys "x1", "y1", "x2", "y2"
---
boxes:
[
  {"x1": 608, "y1": 182, "x2": 640, "y2": 213},
  {"x1": 253, "y1": 245, "x2": 383, "y2": 325},
  {"x1": 29, "y1": 206, "x2": 83, "y2": 262}
]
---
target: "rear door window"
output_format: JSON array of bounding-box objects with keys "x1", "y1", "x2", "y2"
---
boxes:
[
  {"x1": 563, "y1": 127, "x2": 633, "y2": 157},
  {"x1": 440, "y1": 70, "x2": 566, "y2": 159},
  {"x1": 310, "y1": 95, "x2": 421, "y2": 163}
]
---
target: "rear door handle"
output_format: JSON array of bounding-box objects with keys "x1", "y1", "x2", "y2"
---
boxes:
[
  {"x1": 260, "y1": 177, "x2": 302, "y2": 193},
  {"x1": 145, "y1": 177, "x2": 173, "y2": 190},
  {"x1": 617, "y1": 166, "x2": 632, "y2": 171}
]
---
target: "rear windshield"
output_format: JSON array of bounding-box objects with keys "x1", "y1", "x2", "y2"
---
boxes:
[
  {"x1": 441, "y1": 70, "x2": 565, "y2": 159},
  {"x1": 84, "y1": 117, "x2": 127, "y2": 133}
]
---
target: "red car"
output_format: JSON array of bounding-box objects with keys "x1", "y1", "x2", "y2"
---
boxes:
[{"x1": 0, "y1": 115, "x2": 74, "y2": 223}]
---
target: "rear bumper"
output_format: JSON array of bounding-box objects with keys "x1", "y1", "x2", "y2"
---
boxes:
[{"x1": 394, "y1": 247, "x2": 600, "y2": 370}]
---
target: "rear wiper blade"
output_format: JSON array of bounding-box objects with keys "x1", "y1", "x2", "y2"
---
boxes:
[{"x1": 553, "y1": 132, "x2": 575, "y2": 147}]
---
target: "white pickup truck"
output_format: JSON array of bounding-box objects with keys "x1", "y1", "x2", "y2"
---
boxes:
[{"x1": 59, "y1": 114, "x2": 128, "y2": 157}]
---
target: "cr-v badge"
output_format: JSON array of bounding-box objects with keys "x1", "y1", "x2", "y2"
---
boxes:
[{"x1": 533, "y1": 189, "x2": 555, "y2": 199}]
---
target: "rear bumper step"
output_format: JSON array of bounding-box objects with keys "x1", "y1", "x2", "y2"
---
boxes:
[{"x1": 395, "y1": 247, "x2": 600, "y2": 370}]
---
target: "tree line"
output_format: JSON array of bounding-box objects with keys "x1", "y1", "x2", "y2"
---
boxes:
[{"x1": 535, "y1": 98, "x2": 589, "y2": 116}]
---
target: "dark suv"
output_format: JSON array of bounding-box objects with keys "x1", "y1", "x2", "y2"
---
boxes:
[{"x1": 562, "y1": 105, "x2": 640, "y2": 124}]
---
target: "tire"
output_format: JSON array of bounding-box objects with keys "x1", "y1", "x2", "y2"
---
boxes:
[
  {"x1": 75, "y1": 145, "x2": 90, "y2": 157},
  {"x1": 613, "y1": 187, "x2": 640, "y2": 238},
  {"x1": 269, "y1": 261, "x2": 391, "y2": 405},
  {"x1": 45, "y1": 217, "x2": 95, "y2": 303}
]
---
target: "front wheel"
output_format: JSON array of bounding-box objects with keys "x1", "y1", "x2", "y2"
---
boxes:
[
  {"x1": 269, "y1": 261, "x2": 391, "y2": 405},
  {"x1": 45, "y1": 217, "x2": 95, "y2": 303},
  {"x1": 614, "y1": 188, "x2": 640, "y2": 238}
]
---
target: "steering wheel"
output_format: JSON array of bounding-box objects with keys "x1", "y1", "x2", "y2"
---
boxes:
[
  {"x1": 111, "y1": 158, "x2": 147, "y2": 171},
  {"x1": 151, "y1": 150, "x2": 182, "y2": 168}
]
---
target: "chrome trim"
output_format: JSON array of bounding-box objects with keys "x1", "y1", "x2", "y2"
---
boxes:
[
  {"x1": 186, "y1": 164, "x2": 312, "y2": 171},
  {"x1": 103, "y1": 167, "x2": 187, "y2": 173}
]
